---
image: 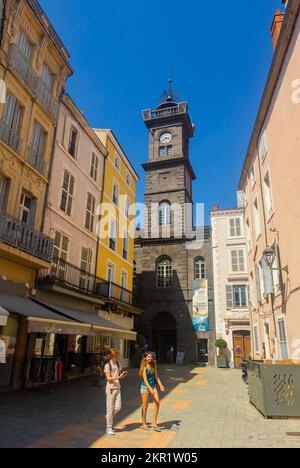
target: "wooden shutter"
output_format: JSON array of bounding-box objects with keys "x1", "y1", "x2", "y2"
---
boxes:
[
  {"x1": 226, "y1": 285, "x2": 233, "y2": 310},
  {"x1": 261, "y1": 257, "x2": 274, "y2": 297}
]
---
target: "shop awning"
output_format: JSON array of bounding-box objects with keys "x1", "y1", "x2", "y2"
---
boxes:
[
  {"x1": 0, "y1": 293, "x2": 91, "y2": 336},
  {"x1": 0, "y1": 306, "x2": 9, "y2": 327},
  {"x1": 34, "y1": 300, "x2": 137, "y2": 341}
]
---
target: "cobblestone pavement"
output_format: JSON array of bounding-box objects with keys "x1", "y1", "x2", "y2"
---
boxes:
[{"x1": 1, "y1": 366, "x2": 300, "y2": 448}]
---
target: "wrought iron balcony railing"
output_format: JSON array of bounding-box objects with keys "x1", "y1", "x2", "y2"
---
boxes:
[
  {"x1": 0, "y1": 120, "x2": 23, "y2": 154},
  {"x1": 8, "y1": 44, "x2": 60, "y2": 120},
  {"x1": 27, "y1": 146, "x2": 46, "y2": 175},
  {"x1": 0, "y1": 212, "x2": 54, "y2": 262},
  {"x1": 38, "y1": 257, "x2": 133, "y2": 305}
]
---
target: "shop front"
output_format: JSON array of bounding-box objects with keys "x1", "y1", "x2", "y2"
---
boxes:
[{"x1": 0, "y1": 292, "x2": 137, "y2": 390}]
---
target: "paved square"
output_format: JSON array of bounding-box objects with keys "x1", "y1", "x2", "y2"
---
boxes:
[{"x1": 0, "y1": 366, "x2": 300, "y2": 448}]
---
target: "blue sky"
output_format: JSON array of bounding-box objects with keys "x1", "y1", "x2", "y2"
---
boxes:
[{"x1": 40, "y1": 0, "x2": 279, "y2": 224}]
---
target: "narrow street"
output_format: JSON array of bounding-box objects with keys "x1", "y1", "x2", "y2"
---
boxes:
[{"x1": 1, "y1": 366, "x2": 300, "y2": 449}]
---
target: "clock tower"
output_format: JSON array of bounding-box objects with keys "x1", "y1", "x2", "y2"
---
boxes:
[
  {"x1": 142, "y1": 80, "x2": 196, "y2": 238},
  {"x1": 134, "y1": 82, "x2": 215, "y2": 365}
]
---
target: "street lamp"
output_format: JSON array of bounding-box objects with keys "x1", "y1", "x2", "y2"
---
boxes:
[
  {"x1": 263, "y1": 246, "x2": 289, "y2": 275},
  {"x1": 263, "y1": 246, "x2": 276, "y2": 268}
]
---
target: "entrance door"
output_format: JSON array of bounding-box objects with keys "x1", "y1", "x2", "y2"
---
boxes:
[
  {"x1": 233, "y1": 331, "x2": 251, "y2": 368},
  {"x1": 152, "y1": 312, "x2": 177, "y2": 363},
  {"x1": 197, "y1": 339, "x2": 208, "y2": 364}
]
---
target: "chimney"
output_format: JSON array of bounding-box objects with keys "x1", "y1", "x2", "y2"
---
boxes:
[
  {"x1": 270, "y1": 3, "x2": 287, "y2": 51},
  {"x1": 213, "y1": 204, "x2": 220, "y2": 212}
]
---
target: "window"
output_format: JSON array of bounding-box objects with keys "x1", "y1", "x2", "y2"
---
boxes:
[
  {"x1": 167, "y1": 146, "x2": 173, "y2": 157},
  {"x1": 133, "y1": 261, "x2": 137, "y2": 281},
  {"x1": 17, "y1": 31, "x2": 33, "y2": 62},
  {"x1": 53, "y1": 230, "x2": 69, "y2": 261},
  {"x1": 263, "y1": 172, "x2": 273, "y2": 218},
  {"x1": 231, "y1": 249, "x2": 245, "y2": 273},
  {"x1": 68, "y1": 127, "x2": 78, "y2": 157},
  {"x1": 109, "y1": 217, "x2": 117, "y2": 251},
  {"x1": 28, "y1": 121, "x2": 47, "y2": 173},
  {"x1": 85, "y1": 193, "x2": 96, "y2": 232},
  {"x1": 0, "y1": 175, "x2": 10, "y2": 212},
  {"x1": 159, "y1": 201, "x2": 171, "y2": 226},
  {"x1": 60, "y1": 170, "x2": 75, "y2": 216},
  {"x1": 1, "y1": 93, "x2": 23, "y2": 152},
  {"x1": 90, "y1": 153, "x2": 99, "y2": 182},
  {"x1": 124, "y1": 196, "x2": 130, "y2": 219},
  {"x1": 120, "y1": 271, "x2": 128, "y2": 302},
  {"x1": 112, "y1": 183, "x2": 119, "y2": 206},
  {"x1": 80, "y1": 247, "x2": 92, "y2": 290},
  {"x1": 258, "y1": 131, "x2": 268, "y2": 160},
  {"x1": 39, "y1": 64, "x2": 54, "y2": 108},
  {"x1": 41, "y1": 64, "x2": 53, "y2": 91},
  {"x1": 250, "y1": 166, "x2": 256, "y2": 187},
  {"x1": 253, "y1": 199, "x2": 261, "y2": 239},
  {"x1": 123, "y1": 340, "x2": 130, "y2": 360},
  {"x1": 253, "y1": 325, "x2": 260, "y2": 354},
  {"x1": 115, "y1": 156, "x2": 120, "y2": 170},
  {"x1": 195, "y1": 257, "x2": 206, "y2": 280},
  {"x1": 229, "y1": 217, "x2": 242, "y2": 237},
  {"x1": 126, "y1": 172, "x2": 131, "y2": 186},
  {"x1": 233, "y1": 285, "x2": 248, "y2": 308},
  {"x1": 159, "y1": 147, "x2": 166, "y2": 157},
  {"x1": 122, "y1": 230, "x2": 128, "y2": 260},
  {"x1": 246, "y1": 218, "x2": 251, "y2": 252},
  {"x1": 272, "y1": 244, "x2": 281, "y2": 292},
  {"x1": 278, "y1": 318, "x2": 288, "y2": 360},
  {"x1": 107, "y1": 263, "x2": 115, "y2": 298},
  {"x1": 157, "y1": 256, "x2": 173, "y2": 288},
  {"x1": 20, "y1": 192, "x2": 36, "y2": 227}
]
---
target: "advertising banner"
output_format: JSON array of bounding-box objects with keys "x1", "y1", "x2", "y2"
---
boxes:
[{"x1": 192, "y1": 279, "x2": 209, "y2": 333}]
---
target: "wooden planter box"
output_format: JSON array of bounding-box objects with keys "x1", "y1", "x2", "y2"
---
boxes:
[{"x1": 216, "y1": 356, "x2": 228, "y2": 368}]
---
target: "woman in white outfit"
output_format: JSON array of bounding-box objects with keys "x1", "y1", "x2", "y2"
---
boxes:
[{"x1": 104, "y1": 348, "x2": 128, "y2": 435}]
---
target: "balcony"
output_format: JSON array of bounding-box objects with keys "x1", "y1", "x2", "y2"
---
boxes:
[
  {"x1": 0, "y1": 120, "x2": 22, "y2": 154},
  {"x1": 143, "y1": 103, "x2": 188, "y2": 121},
  {"x1": 0, "y1": 212, "x2": 54, "y2": 262},
  {"x1": 27, "y1": 146, "x2": 46, "y2": 175},
  {"x1": 38, "y1": 257, "x2": 133, "y2": 305},
  {"x1": 8, "y1": 44, "x2": 60, "y2": 121}
]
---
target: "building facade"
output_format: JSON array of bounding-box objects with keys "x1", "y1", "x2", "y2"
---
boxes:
[
  {"x1": 134, "y1": 84, "x2": 215, "y2": 365},
  {"x1": 238, "y1": 0, "x2": 300, "y2": 362},
  {"x1": 211, "y1": 203, "x2": 250, "y2": 368},
  {"x1": 94, "y1": 129, "x2": 140, "y2": 366},
  {"x1": 0, "y1": 0, "x2": 72, "y2": 390}
]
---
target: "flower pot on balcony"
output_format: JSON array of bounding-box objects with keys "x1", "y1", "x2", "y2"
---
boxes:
[{"x1": 248, "y1": 360, "x2": 300, "y2": 418}]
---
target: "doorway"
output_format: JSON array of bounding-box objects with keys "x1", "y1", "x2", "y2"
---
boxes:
[
  {"x1": 152, "y1": 312, "x2": 177, "y2": 363},
  {"x1": 197, "y1": 339, "x2": 208, "y2": 364},
  {"x1": 233, "y1": 331, "x2": 251, "y2": 368}
]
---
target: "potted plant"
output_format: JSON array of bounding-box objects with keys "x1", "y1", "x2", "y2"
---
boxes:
[{"x1": 215, "y1": 339, "x2": 228, "y2": 368}]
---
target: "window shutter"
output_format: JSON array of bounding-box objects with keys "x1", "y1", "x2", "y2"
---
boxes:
[
  {"x1": 255, "y1": 265, "x2": 262, "y2": 304},
  {"x1": 261, "y1": 257, "x2": 274, "y2": 297},
  {"x1": 28, "y1": 198, "x2": 37, "y2": 228},
  {"x1": 258, "y1": 131, "x2": 268, "y2": 159},
  {"x1": 63, "y1": 115, "x2": 72, "y2": 149},
  {"x1": 226, "y1": 285, "x2": 233, "y2": 310}
]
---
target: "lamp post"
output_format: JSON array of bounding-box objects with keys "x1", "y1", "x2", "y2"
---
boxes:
[{"x1": 262, "y1": 246, "x2": 289, "y2": 275}]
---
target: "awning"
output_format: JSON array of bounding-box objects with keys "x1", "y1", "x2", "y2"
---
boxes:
[
  {"x1": 34, "y1": 300, "x2": 137, "y2": 341},
  {"x1": 0, "y1": 293, "x2": 91, "y2": 335},
  {"x1": 0, "y1": 306, "x2": 9, "y2": 327}
]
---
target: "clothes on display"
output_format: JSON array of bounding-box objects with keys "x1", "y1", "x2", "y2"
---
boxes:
[
  {"x1": 0, "y1": 338, "x2": 6, "y2": 364},
  {"x1": 30, "y1": 357, "x2": 64, "y2": 384}
]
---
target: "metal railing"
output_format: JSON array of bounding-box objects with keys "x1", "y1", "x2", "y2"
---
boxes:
[
  {"x1": 0, "y1": 212, "x2": 53, "y2": 262},
  {"x1": 143, "y1": 103, "x2": 188, "y2": 121},
  {"x1": 0, "y1": 120, "x2": 22, "y2": 153},
  {"x1": 8, "y1": 44, "x2": 60, "y2": 120},
  {"x1": 38, "y1": 257, "x2": 133, "y2": 305},
  {"x1": 27, "y1": 145, "x2": 46, "y2": 175}
]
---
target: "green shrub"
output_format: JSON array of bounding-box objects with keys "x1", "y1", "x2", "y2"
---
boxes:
[{"x1": 215, "y1": 339, "x2": 228, "y2": 349}]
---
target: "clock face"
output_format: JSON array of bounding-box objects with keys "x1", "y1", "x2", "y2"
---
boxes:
[{"x1": 160, "y1": 132, "x2": 172, "y2": 144}]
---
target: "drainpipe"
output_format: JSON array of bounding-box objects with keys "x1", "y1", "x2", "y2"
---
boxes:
[
  {"x1": 0, "y1": 0, "x2": 6, "y2": 46},
  {"x1": 256, "y1": 145, "x2": 278, "y2": 353},
  {"x1": 94, "y1": 147, "x2": 107, "y2": 280}
]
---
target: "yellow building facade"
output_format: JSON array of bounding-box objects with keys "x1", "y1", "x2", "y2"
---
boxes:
[
  {"x1": 0, "y1": 0, "x2": 72, "y2": 288},
  {"x1": 94, "y1": 130, "x2": 138, "y2": 303}
]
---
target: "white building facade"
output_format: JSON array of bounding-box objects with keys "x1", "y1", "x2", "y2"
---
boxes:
[{"x1": 211, "y1": 205, "x2": 251, "y2": 368}]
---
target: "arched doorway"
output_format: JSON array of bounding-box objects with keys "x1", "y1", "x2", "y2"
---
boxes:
[{"x1": 151, "y1": 312, "x2": 177, "y2": 363}]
